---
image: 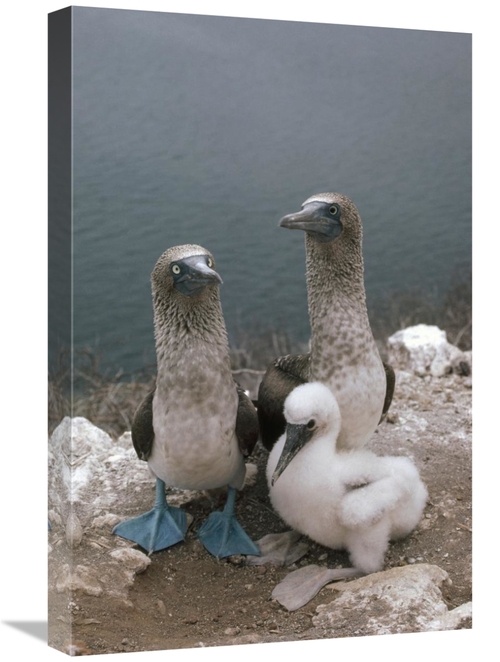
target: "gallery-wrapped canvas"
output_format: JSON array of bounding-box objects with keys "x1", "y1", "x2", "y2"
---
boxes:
[{"x1": 48, "y1": 5, "x2": 472, "y2": 655}]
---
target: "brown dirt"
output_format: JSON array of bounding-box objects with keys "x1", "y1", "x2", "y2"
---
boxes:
[{"x1": 48, "y1": 370, "x2": 472, "y2": 655}]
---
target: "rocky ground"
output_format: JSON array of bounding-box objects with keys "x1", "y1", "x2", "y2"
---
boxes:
[{"x1": 48, "y1": 329, "x2": 472, "y2": 656}]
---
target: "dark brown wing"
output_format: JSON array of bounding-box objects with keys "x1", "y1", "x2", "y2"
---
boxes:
[
  {"x1": 379, "y1": 361, "x2": 395, "y2": 423},
  {"x1": 235, "y1": 383, "x2": 259, "y2": 457},
  {"x1": 257, "y1": 353, "x2": 310, "y2": 451},
  {"x1": 131, "y1": 387, "x2": 155, "y2": 461}
]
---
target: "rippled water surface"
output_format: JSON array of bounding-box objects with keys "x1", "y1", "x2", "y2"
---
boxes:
[{"x1": 53, "y1": 8, "x2": 471, "y2": 372}]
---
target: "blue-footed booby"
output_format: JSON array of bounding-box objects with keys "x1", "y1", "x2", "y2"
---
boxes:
[
  {"x1": 113, "y1": 245, "x2": 260, "y2": 559},
  {"x1": 267, "y1": 382, "x2": 428, "y2": 611},
  {"x1": 258, "y1": 192, "x2": 395, "y2": 453}
]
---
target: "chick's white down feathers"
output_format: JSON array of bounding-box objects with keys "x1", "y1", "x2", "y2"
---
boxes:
[{"x1": 267, "y1": 382, "x2": 428, "y2": 574}]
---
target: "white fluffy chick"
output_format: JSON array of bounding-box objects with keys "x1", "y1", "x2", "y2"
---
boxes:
[{"x1": 267, "y1": 382, "x2": 428, "y2": 576}]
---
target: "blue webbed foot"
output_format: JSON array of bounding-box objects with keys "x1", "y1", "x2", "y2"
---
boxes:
[
  {"x1": 197, "y1": 487, "x2": 260, "y2": 559},
  {"x1": 112, "y1": 479, "x2": 187, "y2": 554}
]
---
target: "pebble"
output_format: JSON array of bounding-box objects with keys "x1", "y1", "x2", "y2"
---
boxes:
[
  {"x1": 224, "y1": 627, "x2": 240, "y2": 636},
  {"x1": 231, "y1": 633, "x2": 263, "y2": 645},
  {"x1": 156, "y1": 600, "x2": 167, "y2": 616},
  {"x1": 385, "y1": 411, "x2": 400, "y2": 424},
  {"x1": 228, "y1": 555, "x2": 245, "y2": 566},
  {"x1": 191, "y1": 540, "x2": 204, "y2": 553},
  {"x1": 92, "y1": 513, "x2": 122, "y2": 528}
]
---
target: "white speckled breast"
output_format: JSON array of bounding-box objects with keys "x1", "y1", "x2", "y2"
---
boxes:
[
  {"x1": 316, "y1": 352, "x2": 386, "y2": 450},
  {"x1": 148, "y1": 362, "x2": 245, "y2": 491}
]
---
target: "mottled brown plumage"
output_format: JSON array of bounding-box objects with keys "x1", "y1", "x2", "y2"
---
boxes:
[
  {"x1": 258, "y1": 193, "x2": 394, "y2": 452},
  {"x1": 131, "y1": 382, "x2": 258, "y2": 462},
  {"x1": 115, "y1": 244, "x2": 260, "y2": 557},
  {"x1": 133, "y1": 244, "x2": 258, "y2": 490}
]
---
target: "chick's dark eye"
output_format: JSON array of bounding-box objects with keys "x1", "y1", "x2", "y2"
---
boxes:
[
  {"x1": 329, "y1": 205, "x2": 338, "y2": 215},
  {"x1": 307, "y1": 419, "x2": 316, "y2": 430}
]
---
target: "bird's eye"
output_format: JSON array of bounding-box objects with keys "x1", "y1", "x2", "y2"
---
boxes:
[
  {"x1": 307, "y1": 419, "x2": 316, "y2": 430},
  {"x1": 329, "y1": 205, "x2": 338, "y2": 215},
  {"x1": 207, "y1": 257, "x2": 213, "y2": 268},
  {"x1": 171, "y1": 264, "x2": 181, "y2": 275}
]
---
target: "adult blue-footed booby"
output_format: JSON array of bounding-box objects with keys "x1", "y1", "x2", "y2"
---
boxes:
[
  {"x1": 258, "y1": 192, "x2": 395, "y2": 453},
  {"x1": 113, "y1": 245, "x2": 260, "y2": 559},
  {"x1": 266, "y1": 382, "x2": 428, "y2": 611}
]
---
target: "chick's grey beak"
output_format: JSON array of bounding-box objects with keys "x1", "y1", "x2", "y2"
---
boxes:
[{"x1": 272, "y1": 423, "x2": 314, "y2": 486}]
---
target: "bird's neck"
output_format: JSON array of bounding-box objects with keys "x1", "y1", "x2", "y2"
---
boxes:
[
  {"x1": 305, "y1": 234, "x2": 376, "y2": 377},
  {"x1": 297, "y1": 432, "x2": 337, "y2": 467},
  {"x1": 153, "y1": 290, "x2": 232, "y2": 392}
]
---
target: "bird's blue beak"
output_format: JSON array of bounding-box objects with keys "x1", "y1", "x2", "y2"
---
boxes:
[
  {"x1": 279, "y1": 201, "x2": 343, "y2": 243},
  {"x1": 172, "y1": 255, "x2": 223, "y2": 296}
]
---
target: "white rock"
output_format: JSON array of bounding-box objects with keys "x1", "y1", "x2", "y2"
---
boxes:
[
  {"x1": 56, "y1": 564, "x2": 104, "y2": 596},
  {"x1": 48, "y1": 417, "x2": 152, "y2": 527},
  {"x1": 387, "y1": 325, "x2": 470, "y2": 377},
  {"x1": 49, "y1": 417, "x2": 114, "y2": 507},
  {"x1": 313, "y1": 564, "x2": 453, "y2": 635},
  {"x1": 117, "y1": 431, "x2": 133, "y2": 447},
  {"x1": 92, "y1": 513, "x2": 122, "y2": 529},
  {"x1": 109, "y1": 548, "x2": 151, "y2": 574},
  {"x1": 428, "y1": 601, "x2": 472, "y2": 630}
]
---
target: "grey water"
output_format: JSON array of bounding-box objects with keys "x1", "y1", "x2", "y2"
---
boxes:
[{"x1": 59, "y1": 8, "x2": 471, "y2": 374}]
